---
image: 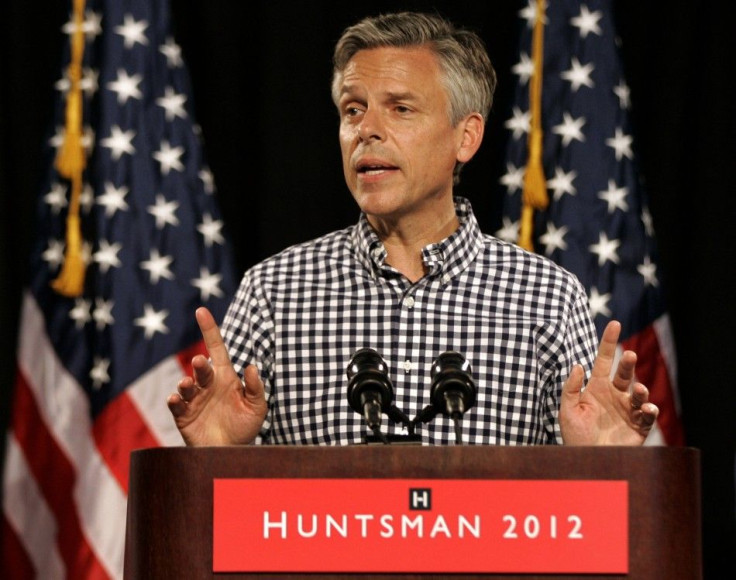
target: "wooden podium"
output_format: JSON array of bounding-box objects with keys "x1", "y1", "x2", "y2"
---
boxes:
[{"x1": 124, "y1": 446, "x2": 701, "y2": 579}]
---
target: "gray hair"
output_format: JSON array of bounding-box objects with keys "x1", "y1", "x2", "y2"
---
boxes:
[{"x1": 331, "y1": 12, "x2": 497, "y2": 126}]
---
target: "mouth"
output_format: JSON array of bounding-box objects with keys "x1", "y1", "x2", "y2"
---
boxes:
[{"x1": 355, "y1": 159, "x2": 398, "y2": 177}]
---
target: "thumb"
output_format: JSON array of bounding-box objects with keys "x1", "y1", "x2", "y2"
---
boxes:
[
  {"x1": 243, "y1": 364, "x2": 267, "y2": 409},
  {"x1": 562, "y1": 364, "x2": 585, "y2": 402}
]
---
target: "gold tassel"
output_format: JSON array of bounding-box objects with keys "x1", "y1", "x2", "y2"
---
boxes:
[
  {"x1": 52, "y1": 0, "x2": 88, "y2": 297},
  {"x1": 518, "y1": 0, "x2": 548, "y2": 252}
]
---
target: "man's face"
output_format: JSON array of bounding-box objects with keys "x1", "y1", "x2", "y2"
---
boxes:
[{"x1": 337, "y1": 46, "x2": 471, "y2": 225}]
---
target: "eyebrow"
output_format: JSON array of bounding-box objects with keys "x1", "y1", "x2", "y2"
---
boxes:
[{"x1": 338, "y1": 86, "x2": 419, "y2": 104}]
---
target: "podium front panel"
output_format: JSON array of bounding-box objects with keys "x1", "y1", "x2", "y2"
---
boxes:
[{"x1": 124, "y1": 446, "x2": 701, "y2": 579}]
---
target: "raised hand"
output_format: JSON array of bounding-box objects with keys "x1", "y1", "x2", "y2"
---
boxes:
[
  {"x1": 559, "y1": 320, "x2": 659, "y2": 445},
  {"x1": 167, "y1": 307, "x2": 267, "y2": 446}
]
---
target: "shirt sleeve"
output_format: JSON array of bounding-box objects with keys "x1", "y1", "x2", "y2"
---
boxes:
[
  {"x1": 220, "y1": 269, "x2": 275, "y2": 441},
  {"x1": 542, "y1": 276, "x2": 598, "y2": 444}
]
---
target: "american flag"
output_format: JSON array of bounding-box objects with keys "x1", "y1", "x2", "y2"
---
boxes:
[
  {"x1": 1, "y1": 0, "x2": 237, "y2": 577},
  {"x1": 497, "y1": 0, "x2": 684, "y2": 445}
]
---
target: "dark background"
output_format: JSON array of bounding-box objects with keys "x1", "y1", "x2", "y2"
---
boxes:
[{"x1": 1, "y1": 1, "x2": 734, "y2": 577}]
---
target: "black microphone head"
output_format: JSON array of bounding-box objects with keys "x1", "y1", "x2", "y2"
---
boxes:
[
  {"x1": 346, "y1": 348, "x2": 395, "y2": 414},
  {"x1": 430, "y1": 351, "x2": 476, "y2": 414}
]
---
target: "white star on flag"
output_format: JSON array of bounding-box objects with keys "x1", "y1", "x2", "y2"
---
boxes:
[
  {"x1": 199, "y1": 168, "x2": 215, "y2": 194},
  {"x1": 90, "y1": 357, "x2": 111, "y2": 390},
  {"x1": 80, "y1": 182, "x2": 95, "y2": 213},
  {"x1": 92, "y1": 298, "x2": 115, "y2": 330},
  {"x1": 560, "y1": 57, "x2": 595, "y2": 92},
  {"x1": 96, "y1": 182, "x2": 130, "y2": 217},
  {"x1": 197, "y1": 214, "x2": 226, "y2": 247},
  {"x1": 539, "y1": 223, "x2": 569, "y2": 255},
  {"x1": 598, "y1": 179, "x2": 629, "y2": 213},
  {"x1": 641, "y1": 207, "x2": 655, "y2": 237},
  {"x1": 495, "y1": 217, "x2": 519, "y2": 243},
  {"x1": 589, "y1": 232, "x2": 621, "y2": 266},
  {"x1": 192, "y1": 267, "x2": 224, "y2": 301},
  {"x1": 69, "y1": 298, "x2": 92, "y2": 329},
  {"x1": 107, "y1": 69, "x2": 143, "y2": 104},
  {"x1": 613, "y1": 80, "x2": 631, "y2": 109},
  {"x1": 114, "y1": 14, "x2": 149, "y2": 49},
  {"x1": 499, "y1": 163, "x2": 525, "y2": 194},
  {"x1": 605, "y1": 127, "x2": 634, "y2": 161},
  {"x1": 44, "y1": 182, "x2": 68, "y2": 214},
  {"x1": 42, "y1": 239, "x2": 66, "y2": 270},
  {"x1": 147, "y1": 194, "x2": 180, "y2": 229},
  {"x1": 140, "y1": 249, "x2": 175, "y2": 284},
  {"x1": 153, "y1": 140, "x2": 185, "y2": 175},
  {"x1": 159, "y1": 37, "x2": 183, "y2": 67},
  {"x1": 134, "y1": 304, "x2": 170, "y2": 340},
  {"x1": 637, "y1": 256, "x2": 659, "y2": 287},
  {"x1": 547, "y1": 166, "x2": 578, "y2": 200},
  {"x1": 93, "y1": 240, "x2": 123, "y2": 273},
  {"x1": 100, "y1": 125, "x2": 136, "y2": 160},
  {"x1": 505, "y1": 107, "x2": 531, "y2": 140},
  {"x1": 156, "y1": 86, "x2": 188, "y2": 121},
  {"x1": 570, "y1": 5, "x2": 603, "y2": 38},
  {"x1": 511, "y1": 52, "x2": 534, "y2": 85},
  {"x1": 519, "y1": 0, "x2": 545, "y2": 28},
  {"x1": 588, "y1": 287, "x2": 612, "y2": 319},
  {"x1": 552, "y1": 112, "x2": 586, "y2": 146}
]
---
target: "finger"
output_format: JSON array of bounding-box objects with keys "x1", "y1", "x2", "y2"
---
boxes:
[
  {"x1": 590, "y1": 320, "x2": 622, "y2": 379},
  {"x1": 195, "y1": 307, "x2": 232, "y2": 367},
  {"x1": 630, "y1": 382, "x2": 649, "y2": 410},
  {"x1": 177, "y1": 378, "x2": 199, "y2": 402},
  {"x1": 638, "y1": 402, "x2": 659, "y2": 428},
  {"x1": 191, "y1": 353, "x2": 214, "y2": 388},
  {"x1": 612, "y1": 350, "x2": 636, "y2": 392},
  {"x1": 167, "y1": 392, "x2": 188, "y2": 418}
]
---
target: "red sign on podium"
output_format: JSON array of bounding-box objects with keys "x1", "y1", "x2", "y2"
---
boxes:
[{"x1": 213, "y1": 478, "x2": 628, "y2": 574}]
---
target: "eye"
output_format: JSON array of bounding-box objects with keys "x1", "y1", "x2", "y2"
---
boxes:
[{"x1": 341, "y1": 103, "x2": 365, "y2": 118}]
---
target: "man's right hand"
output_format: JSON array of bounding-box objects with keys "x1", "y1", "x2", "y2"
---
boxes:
[{"x1": 167, "y1": 307, "x2": 267, "y2": 446}]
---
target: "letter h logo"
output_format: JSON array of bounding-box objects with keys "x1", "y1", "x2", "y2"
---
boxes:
[{"x1": 409, "y1": 488, "x2": 432, "y2": 511}]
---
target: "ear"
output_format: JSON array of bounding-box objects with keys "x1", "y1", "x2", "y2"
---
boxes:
[{"x1": 455, "y1": 113, "x2": 485, "y2": 164}]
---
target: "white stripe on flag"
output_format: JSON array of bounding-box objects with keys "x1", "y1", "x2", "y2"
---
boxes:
[
  {"x1": 653, "y1": 313, "x2": 680, "y2": 414},
  {"x1": 2, "y1": 435, "x2": 66, "y2": 579},
  {"x1": 128, "y1": 356, "x2": 187, "y2": 447},
  {"x1": 18, "y1": 292, "x2": 127, "y2": 579}
]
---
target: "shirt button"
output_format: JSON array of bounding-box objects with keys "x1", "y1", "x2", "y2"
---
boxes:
[
  {"x1": 403, "y1": 359, "x2": 413, "y2": 373},
  {"x1": 404, "y1": 296, "x2": 415, "y2": 308},
  {"x1": 371, "y1": 248, "x2": 382, "y2": 259},
  {"x1": 442, "y1": 274, "x2": 451, "y2": 285}
]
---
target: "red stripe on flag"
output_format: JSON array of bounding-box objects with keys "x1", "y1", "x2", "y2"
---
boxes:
[
  {"x1": 176, "y1": 339, "x2": 209, "y2": 375},
  {"x1": 622, "y1": 325, "x2": 685, "y2": 445},
  {"x1": 11, "y1": 369, "x2": 111, "y2": 579},
  {"x1": 93, "y1": 339, "x2": 209, "y2": 493},
  {"x1": 1, "y1": 513, "x2": 35, "y2": 580},
  {"x1": 92, "y1": 391, "x2": 161, "y2": 494}
]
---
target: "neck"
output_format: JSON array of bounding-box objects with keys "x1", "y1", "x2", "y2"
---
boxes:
[{"x1": 368, "y1": 199, "x2": 459, "y2": 283}]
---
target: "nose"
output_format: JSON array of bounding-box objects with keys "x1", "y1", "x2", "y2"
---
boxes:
[{"x1": 357, "y1": 107, "x2": 384, "y2": 142}]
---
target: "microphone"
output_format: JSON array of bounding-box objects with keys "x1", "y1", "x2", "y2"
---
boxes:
[
  {"x1": 430, "y1": 351, "x2": 476, "y2": 417},
  {"x1": 429, "y1": 351, "x2": 476, "y2": 443},
  {"x1": 346, "y1": 348, "x2": 396, "y2": 443}
]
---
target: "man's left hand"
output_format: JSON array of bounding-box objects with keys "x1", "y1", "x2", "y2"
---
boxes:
[{"x1": 559, "y1": 320, "x2": 659, "y2": 445}]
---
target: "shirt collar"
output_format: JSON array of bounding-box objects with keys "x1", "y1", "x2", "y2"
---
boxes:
[{"x1": 350, "y1": 196, "x2": 483, "y2": 282}]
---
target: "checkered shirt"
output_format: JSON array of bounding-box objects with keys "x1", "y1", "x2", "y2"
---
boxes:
[{"x1": 221, "y1": 197, "x2": 598, "y2": 445}]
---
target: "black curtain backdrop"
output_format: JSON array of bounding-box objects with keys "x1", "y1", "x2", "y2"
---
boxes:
[{"x1": 1, "y1": 1, "x2": 734, "y2": 577}]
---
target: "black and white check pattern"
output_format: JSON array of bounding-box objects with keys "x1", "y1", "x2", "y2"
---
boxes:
[{"x1": 221, "y1": 198, "x2": 598, "y2": 445}]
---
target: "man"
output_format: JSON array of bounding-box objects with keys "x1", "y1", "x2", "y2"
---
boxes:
[{"x1": 167, "y1": 12, "x2": 658, "y2": 446}]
